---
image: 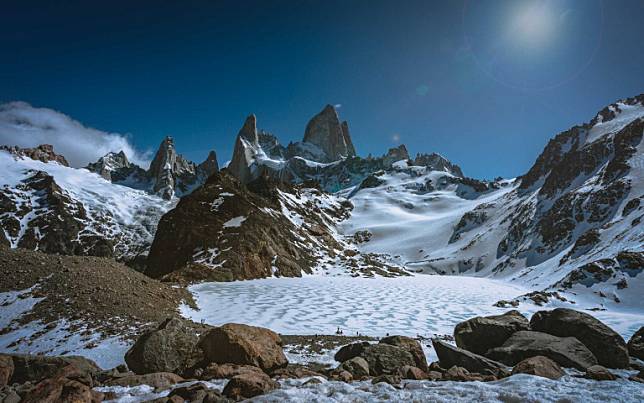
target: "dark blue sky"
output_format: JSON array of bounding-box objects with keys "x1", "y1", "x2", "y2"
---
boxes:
[{"x1": 2, "y1": 0, "x2": 643, "y2": 178}]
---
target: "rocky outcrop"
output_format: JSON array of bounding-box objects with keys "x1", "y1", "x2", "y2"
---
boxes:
[
  {"x1": 511, "y1": 356, "x2": 564, "y2": 380},
  {"x1": 486, "y1": 330, "x2": 598, "y2": 370},
  {"x1": 0, "y1": 355, "x2": 13, "y2": 387},
  {"x1": 7, "y1": 354, "x2": 101, "y2": 385},
  {"x1": 359, "y1": 344, "x2": 416, "y2": 376},
  {"x1": 227, "y1": 115, "x2": 260, "y2": 184},
  {"x1": 380, "y1": 335, "x2": 428, "y2": 371},
  {"x1": 85, "y1": 150, "x2": 145, "y2": 182},
  {"x1": 627, "y1": 327, "x2": 644, "y2": 360},
  {"x1": 530, "y1": 308, "x2": 629, "y2": 368},
  {"x1": 199, "y1": 323, "x2": 288, "y2": 373},
  {"x1": 454, "y1": 310, "x2": 530, "y2": 355},
  {"x1": 303, "y1": 104, "x2": 356, "y2": 162},
  {"x1": 0, "y1": 144, "x2": 69, "y2": 166},
  {"x1": 414, "y1": 152, "x2": 464, "y2": 177},
  {"x1": 432, "y1": 339, "x2": 508, "y2": 377}
]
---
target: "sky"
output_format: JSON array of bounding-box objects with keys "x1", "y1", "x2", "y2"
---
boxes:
[{"x1": 1, "y1": 0, "x2": 643, "y2": 178}]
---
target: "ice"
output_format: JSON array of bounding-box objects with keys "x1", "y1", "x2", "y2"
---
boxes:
[{"x1": 223, "y1": 215, "x2": 247, "y2": 228}]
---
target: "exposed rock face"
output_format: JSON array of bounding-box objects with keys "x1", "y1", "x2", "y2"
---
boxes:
[
  {"x1": 228, "y1": 115, "x2": 260, "y2": 184},
  {"x1": 339, "y1": 357, "x2": 370, "y2": 378},
  {"x1": 432, "y1": 339, "x2": 508, "y2": 377},
  {"x1": 486, "y1": 330, "x2": 598, "y2": 370},
  {"x1": 85, "y1": 150, "x2": 145, "y2": 182},
  {"x1": 414, "y1": 152, "x2": 464, "y2": 177},
  {"x1": 7, "y1": 354, "x2": 101, "y2": 384},
  {"x1": 511, "y1": 356, "x2": 564, "y2": 380},
  {"x1": 124, "y1": 317, "x2": 205, "y2": 375},
  {"x1": 199, "y1": 323, "x2": 288, "y2": 373},
  {"x1": 0, "y1": 355, "x2": 14, "y2": 387},
  {"x1": 380, "y1": 335, "x2": 428, "y2": 371},
  {"x1": 627, "y1": 327, "x2": 644, "y2": 360},
  {"x1": 0, "y1": 144, "x2": 69, "y2": 166},
  {"x1": 303, "y1": 104, "x2": 356, "y2": 162},
  {"x1": 454, "y1": 310, "x2": 530, "y2": 355},
  {"x1": 530, "y1": 308, "x2": 629, "y2": 368},
  {"x1": 358, "y1": 344, "x2": 416, "y2": 376}
]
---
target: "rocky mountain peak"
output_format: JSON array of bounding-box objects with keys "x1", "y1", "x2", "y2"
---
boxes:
[
  {"x1": 238, "y1": 114, "x2": 259, "y2": 143},
  {"x1": 414, "y1": 152, "x2": 464, "y2": 177},
  {"x1": 228, "y1": 115, "x2": 263, "y2": 184},
  {"x1": 86, "y1": 150, "x2": 132, "y2": 180},
  {"x1": 303, "y1": 104, "x2": 356, "y2": 162},
  {"x1": 0, "y1": 144, "x2": 69, "y2": 166}
]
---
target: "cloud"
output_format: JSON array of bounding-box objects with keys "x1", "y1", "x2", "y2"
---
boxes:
[
  {"x1": 0, "y1": 101, "x2": 150, "y2": 168},
  {"x1": 334, "y1": 104, "x2": 342, "y2": 109}
]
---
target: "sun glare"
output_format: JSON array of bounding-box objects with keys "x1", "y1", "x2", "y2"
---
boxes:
[{"x1": 510, "y1": 2, "x2": 555, "y2": 47}]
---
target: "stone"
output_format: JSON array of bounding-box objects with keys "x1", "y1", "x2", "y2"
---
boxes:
[
  {"x1": 199, "y1": 323, "x2": 288, "y2": 373},
  {"x1": 627, "y1": 327, "x2": 644, "y2": 361},
  {"x1": 125, "y1": 317, "x2": 203, "y2": 375},
  {"x1": 380, "y1": 335, "x2": 428, "y2": 371},
  {"x1": 329, "y1": 369, "x2": 353, "y2": 383},
  {"x1": 359, "y1": 344, "x2": 416, "y2": 376},
  {"x1": 432, "y1": 339, "x2": 508, "y2": 377},
  {"x1": 0, "y1": 144, "x2": 69, "y2": 166},
  {"x1": 371, "y1": 374, "x2": 401, "y2": 385},
  {"x1": 20, "y1": 365, "x2": 103, "y2": 403},
  {"x1": 454, "y1": 310, "x2": 530, "y2": 355},
  {"x1": 585, "y1": 365, "x2": 617, "y2": 381},
  {"x1": 9, "y1": 354, "x2": 101, "y2": 384},
  {"x1": 486, "y1": 331, "x2": 598, "y2": 371},
  {"x1": 339, "y1": 357, "x2": 370, "y2": 378},
  {"x1": 303, "y1": 104, "x2": 355, "y2": 162},
  {"x1": 168, "y1": 382, "x2": 230, "y2": 402},
  {"x1": 200, "y1": 363, "x2": 264, "y2": 380},
  {"x1": 227, "y1": 115, "x2": 260, "y2": 184},
  {"x1": 398, "y1": 365, "x2": 427, "y2": 380},
  {"x1": 0, "y1": 355, "x2": 13, "y2": 387},
  {"x1": 511, "y1": 356, "x2": 564, "y2": 380},
  {"x1": 530, "y1": 308, "x2": 629, "y2": 368},
  {"x1": 334, "y1": 342, "x2": 371, "y2": 362},
  {"x1": 107, "y1": 372, "x2": 184, "y2": 389},
  {"x1": 443, "y1": 366, "x2": 484, "y2": 382},
  {"x1": 222, "y1": 371, "x2": 279, "y2": 400}
]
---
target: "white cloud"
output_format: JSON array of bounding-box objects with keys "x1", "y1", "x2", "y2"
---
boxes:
[{"x1": 0, "y1": 101, "x2": 150, "y2": 168}]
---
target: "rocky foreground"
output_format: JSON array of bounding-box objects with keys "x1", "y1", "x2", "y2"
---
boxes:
[{"x1": 1, "y1": 308, "x2": 643, "y2": 402}]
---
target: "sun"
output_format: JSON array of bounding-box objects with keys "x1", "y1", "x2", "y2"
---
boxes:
[{"x1": 509, "y1": 2, "x2": 556, "y2": 48}]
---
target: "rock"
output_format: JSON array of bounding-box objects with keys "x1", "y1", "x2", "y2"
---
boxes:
[
  {"x1": 413, "y1": 152, "x2": 464, "y2": 177},
  {"x1": 443, "y1": 366, "x2": 484, "y2": 382},
  {"x1": 454, "y1": 310, "x2": 530, "y2": 355},
  {"x1": 629, "y1": 370, "x2": 644, "y2": 383},
  {"x1": 168, "y1": 382, "x2": 231, "y2": 402},
  {"x1": 359, "y1": 344, "x2": 416, "y2": 376},
  {"x1": 125, "y1": 317, "x2": 203, "y2": 375},
  {"x1": 329, "y1": 369, "x2": 353, "y2": 383},
  {"x1": 0, "y1": 144, "x2": 69, "y2": 166},
  {"x1": 339, "y1": 357, "x2": 370, "y2": 378},
  {"x1": 0, "y1": 387, "x2": 20, "y2": 403},
  {"x1": 530, "y1": 308, "x2": 629, "y2": 368},
  {"x1": 426, "y1": 370, "x2": 443, "y2": 381},
  {"x1": 432, "y1": 339, "x2": 508, "y2": 377},
  {"x1": 334, "y1": 342, "x2": 371, "y2": 362},
  {"x1": 228, "y1": 115, "x2": 260, "y2": 184},
  {"x1": 107, "y1": 372, "x2": 184, "y2": 389},
  {"x1": 511, "y1": 356, "x2": 564, "y2": 380},
  {"x1": 222, "y1": 371, "x2": 279, "y2": 400},
  {"x1": 0, "y1": 355, "x2": 13, "y2": 387},
  {"x1": 199, "y1": 323, "x2": 288, "y2": 373},
  {"x1": 380, "y1": 335, "x2": 428, "y2": 371},
  {"x1": 20, "y1": 365, "x2": 103, "y2": 403},
  {"x1": 627, "y1": 327, "x2": 644, "y2": 361},
  {"x1": 303, "y1": 104, "x2": 355, "y2": 162},
  {"x1": 585, "y1": 365, "x2": 617, "y2": 381},
  {"x1": 200, "y1": 363, "x2": 265, "y2": 380},
  {"x1": 398, "y1": 365, "x2": 427, "y2": 380},
  {"x1": 9, "y1": 354, "x2": 101, "y2": 384},
  {"x1": 486, "y1": 331, "x2": 598, "y2": 370},
  {"x1": 371, "y1": 374, "x2": 401, "y2": 385},
  {"x1": 270, "y1": 365, "x2": 325, "y2": 380}
]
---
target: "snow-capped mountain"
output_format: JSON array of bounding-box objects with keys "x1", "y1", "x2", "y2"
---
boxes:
[{"x1": 340, "y1": 94, "x2": 644, "y2": 310}]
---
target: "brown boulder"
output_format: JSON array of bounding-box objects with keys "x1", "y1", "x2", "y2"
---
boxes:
[
  {"x1": 168, "y1": 382, "x2": 231, "y2": 402},
  {"x1": 627, "y1": 327, "x2": 644, "y2": 361},
  {"x1": 443, "y1": 366, "x2": 484, "y2": 382},
  {"x1": 0, "y1": 355, "x2": 13, "y2": 387},
  {"x1": 200, "y1": 323, "x2": 288, "y2": 373},
  {"x1": 432, "y1": 339, "x2": 508, "y2": 377},
  {"x1": 21, "y1": 365, "x2": 103, "y2": 403},
  {"x1": 222, "y1": 371, "x2": 279, "y2": 400},
  {"x1": 398, "y1": 365, "x2": 427, "y2": 380},
  {"x1": 9, "y1": 354, "x2": 101, "y2": 385},
  {"x1": 585, "y1": 365, "x2": 617, "y2": 381},
  {"x1": 379, "y1": 335, "x2": 428, "y2": 371},
  {"x1": 334, "y1": 342, "x2": 371, "y2": 362},
  {"x1": 339, "y1": 357, "x2": 370, "y2": 378},
  {"x1": 454, "y1": 310, "x2": 530, "y2": 355},
  {"x1": 511, "y1": 356, "x2": 564, "y2": 380},
  {"x1": 107, "y1": 372, "x2": 184, "y2": 389},
  {"x1": 201, "y1": 363, "x2": 264, "y2": 380},
  {"x1": 329, "y1": 369, "x2": 353, "y2": 383}
]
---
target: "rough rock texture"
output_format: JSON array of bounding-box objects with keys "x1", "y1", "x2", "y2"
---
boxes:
[
  {"x1": 358, "y1": 344, "x2": 416, "y2": 376},
  {"x1": 303, "y1": 104, "x2": 356, "y2": 162},
  {"x1": 199, "y1": 323, "x2": 288, "y2": 373},
  {"x1": 200, "y1": 363, "x2": 265, "y2": 380},
  {"x1": 334, "y1": 342, "x2": 372, "y2": 363},
  {"x1": 0, "y1": 355, "x2": 14, "y2": 387},
  {"x1": 380, "y1": 335, "x2": 428, "y2": 371},
  {"x1": 454, "y1": 310, "x2": 530, "y2": 355},
  {"x1": 486, "y1": 331, "x2": 598, "y2": 370},
  {"x1": 339, "y1": 357, "x2": 370, "y2": 378},
  {"x1": 0, "y1": 144, "x2": 69, "y2": 166},
  {"x1": 398, "y1": 365, "x2": 427, "y2": 380},
  {"x1": 85, "y1": 150, "x2": 145, "y2": 182},
  {"x1": 530, "y1": 308, "x2": 629, "y2": 368},
  {"x1": 227, "y1": 115, "x2": 260, "y2": 184},
  {"x1": 432, "y1": 339, "x2": 508, "y2": 377},
  {"x1": 125, "y1": 317, "x2": 206, "y2": 375},
  {"x1": 585, "y1": 365, "x2": 617, "y2": 381},
  {"x1": 414, "y1": 152, "x2": 464, "y2": 177},
  {"x1": 107, "y1": 372, "x2": 184, "y2": 389},
  {"x1": 222, "y1": 371, "x2": 279, "y2": 400},
  {"x1": 510, "y1": 356, "x2": 564, "y2": 380},
  {"x1": 627, "y1": 327, "x2": 644, "y2": 361},
  {"x1": 8, "y1": 354, "x2": 101, "y2": 384},
  {"x1": 168, "y1": 382, "x2": 230, "y2": 402}
]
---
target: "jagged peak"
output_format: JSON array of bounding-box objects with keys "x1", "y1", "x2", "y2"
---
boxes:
[
  {"x1": 238, "y1": 114, "x2": 259, "y2": 144},
  {"x1": 0, "y1": 144, "x2": 70, "y2": 167}
]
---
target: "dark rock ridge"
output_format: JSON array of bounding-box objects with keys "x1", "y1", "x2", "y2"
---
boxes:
[
  {"x1": 454, "y1": 310, "x2": 530, "y2": 355},
  {"x1": 302, "y1": 104, "x2": 356, "y2": 162},
  {"x1": 0, "y1": 144, "x2": 69, "y2": 166}
]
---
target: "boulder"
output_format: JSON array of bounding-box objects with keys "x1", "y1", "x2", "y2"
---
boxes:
[
  {"x1": 9, "y1": 354, "x2": 101, "y2": 384},
  {"x1": 359, "y1": 344, "x2": 416, "y2": 376},
  {"x1": 334, "y1": 342, "x2": 371, "y2": 362},
  {"x1": 20, "y1": 365, "x2": 103, "y2": 403},
  {"x1": 222, "y1": 371, "x2": 279, "y2": 400},
  {"x1": 486, "y1": 331, "x2": 598, "y2": 371},
  {"x1": 443, "y1": 366, "x2": 484, "y2": 382},
  {"x1": 511, "y1": 356, "x2": 564, "y2": 380},
  {"x1": 339, "y1": 357, "x2": 370, "y2": 378},
  {"x1": 627, "y1": 327, "x2": 644, "y2": 361},
  {"x1": 530, "y1": 308, "x2": 629, "y2": 368},
  {"x1": 125, "y1": 317, "x2": 203, "y2": 375},
  {"x1": 398, "y1": 365, "x2": 427, "y2": 380},
  {"x1": 371, "y1": 374, "x2": 401, "y2": 385},
  {"x1": 107, "y1": 372, "x2": 184, "y2": 389},
  {"x1": 199, "y1": 323, "x2": 288, "y2": 373},
  {"x1": 380, "y1": 335, "x2": 428, "y2": 371},
  {"x1": 329, "y1": 369, "x2": 353, "y2": 382},
  {"x1": 585, "y1": 365, "x2": 617, "y2": 381},
  {"x1": 0, "y1": 355, "x2": 13, "y2": 386},
  {"x1": 200, "y1": 363, "x2": 265, "y2": 380},
  {"x1": 454, "y1": 310, "x2": 530, "y2": 355},
  {"x1": 168, "y1": 382, "x2": 230, "y2": 402},
  {"x1": 432, "y1": 339, "x2": 508, "y2": 377}
]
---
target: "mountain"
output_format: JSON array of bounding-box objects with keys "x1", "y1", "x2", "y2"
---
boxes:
[{"x1": 340, "y1": 94, "x2": 644, "y2": 309}]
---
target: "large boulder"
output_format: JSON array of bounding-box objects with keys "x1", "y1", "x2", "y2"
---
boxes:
[
  {"x1": 107, "y1": 372, "x2": 184, "y2": 389},
  {"x1": 124, "y1": 317, "x2": 204, "y2": 375},
  {"x1": 334, "y1": 342, "x2": 371, "y2": 362},
  {"x1": 359, "y1": 344, "x2": 416, "y2": 376},
  {"x1": 168, "y1": 382, "x2": 230, "y2": 402},
  {"x1": 585, "y1": 365, "x2": 617, "y2": 381},
  {"x1": 454, "y1": 310, "x2": 530, "y2": 355},
  {"x1": 199, "y1": 323, "x2": 288, "y2": 373},
  {"x1": 627, "y1": 327, "x2": 644, "y2": 361},
  {"x1": 8, "y1": 354, "x2": 101, "y2": 384},
  {"x1": 0, "y1": 355, "x2": 13, "y2": 386},
  {"x1": 486, "y1": 331, "x2": 598, "y2": 371},
  {"x1": 222, "y1": 371, "x2": 279, "y2": 400},
  {"x1": 432, "y1": 339, "x2": 508, "y2": 377},
  {"x1": 511, "y1": 356, "x2": 564, "y2": 380},
  {"x1": 530, "y1": 308, "x2": 629, "y2": 368},
  {"x1": 379, "y1": 335, "x2": 428, "y2": 371},
  {"x1": 339, "y1": 357, "x2": 370, "y2": 378}
]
